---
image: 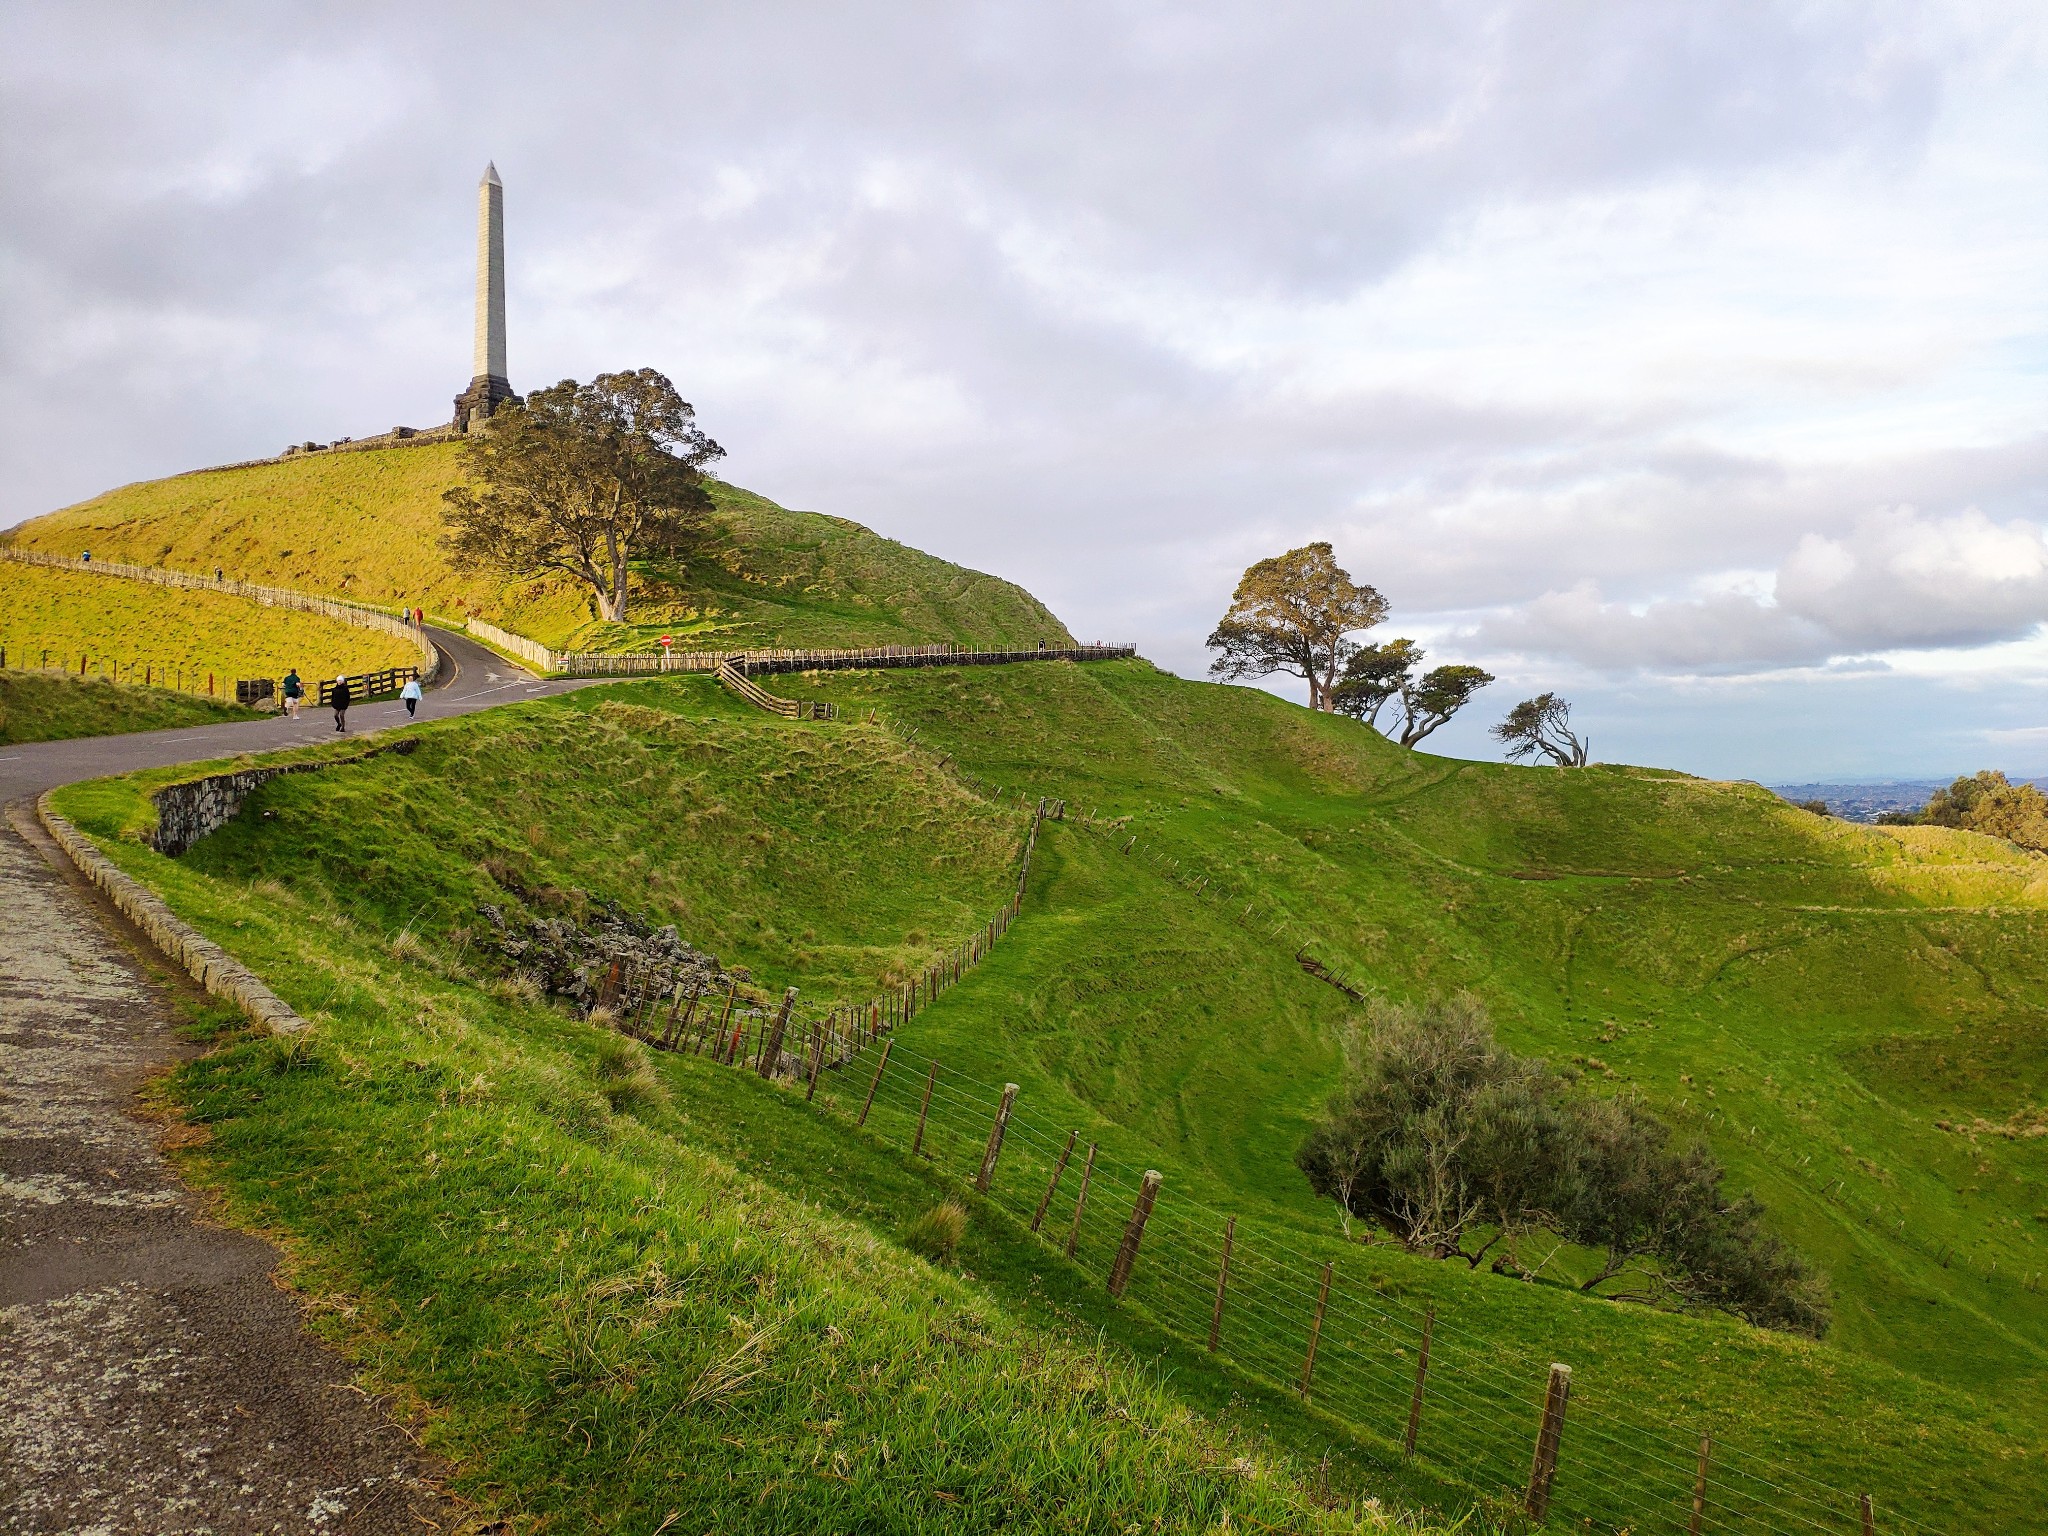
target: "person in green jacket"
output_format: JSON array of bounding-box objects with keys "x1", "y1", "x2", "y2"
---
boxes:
[{"x1": 280, "y1": 669, "x2": 303, "y2": 719}]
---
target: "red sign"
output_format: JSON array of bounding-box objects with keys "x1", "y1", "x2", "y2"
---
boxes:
[{"x1": 659, "y1": 635, "x2": 674, "y2": 649}]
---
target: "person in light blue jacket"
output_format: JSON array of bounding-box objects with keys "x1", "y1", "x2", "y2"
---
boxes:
[{"x1": 400, "y1": 676, "x2": 424, "y2": 717}]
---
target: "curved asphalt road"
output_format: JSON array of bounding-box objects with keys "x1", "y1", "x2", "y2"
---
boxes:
[
  {"x1": 1, "y1": 629, "x2": 590, "y2": 1534},
  {"x1": 0, "y1": 625, "x2": 590, "y2": 805}
]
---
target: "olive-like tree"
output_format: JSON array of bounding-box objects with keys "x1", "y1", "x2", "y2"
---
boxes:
[
  {"x1": 442, "y1": 368, "x2": 724, "y2": 623},
  {"x1": 1332, "y1": 641, "x2": 1493, "y2": 746},
  {"x1": 1492, "y1": 692, "x2": 1590, "y2": 767},
  {"x1": 1206, "y1": 543, "x2": 1388, "y2": 711}
]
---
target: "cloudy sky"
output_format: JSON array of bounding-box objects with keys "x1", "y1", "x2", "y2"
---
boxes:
[{"x1": 4, "y1": 2, "x2": 2045, "y2": 780}]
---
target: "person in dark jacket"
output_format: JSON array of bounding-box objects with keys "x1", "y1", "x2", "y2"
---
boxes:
[
  {"x1": 280, "y1": 668, "x2": 303, "y2": 719},
  {"x1": 331, "y1": 675, "x2": 352, "y2": 732}
]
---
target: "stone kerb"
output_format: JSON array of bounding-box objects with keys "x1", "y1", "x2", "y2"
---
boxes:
[{"x1": 34, "y1": 794, "x2": 308, "y2": 1037}]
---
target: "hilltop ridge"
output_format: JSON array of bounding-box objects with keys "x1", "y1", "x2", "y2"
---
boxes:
[{"x1": 6, "y1": 442, "x2": 1075, "y2": 656}]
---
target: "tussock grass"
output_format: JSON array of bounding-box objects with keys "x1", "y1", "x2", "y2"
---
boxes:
[{"x1": 900, "y1": 1200, "x2": 970, "y2": 1264}]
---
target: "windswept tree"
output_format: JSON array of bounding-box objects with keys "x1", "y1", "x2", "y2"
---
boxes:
[
  {"x1": 1396, "y1": 664, "x2": 1495, "y2": 748},
  {"x1": 1332, "y1": 641, "x2": 1493, "y2": 746},
  {"x1": 1207, "y1": 543, "x2": 1387, "y2": 711},
  {"x1": 1331, "y1": 639, "x2": 1423, "y2": 729},
  {"x1": 442, "y1": 368, "x2": 725, "y2": 623},
  {"x1": 1493, "y1": 692, "x2": 1590, "y2": 767}
]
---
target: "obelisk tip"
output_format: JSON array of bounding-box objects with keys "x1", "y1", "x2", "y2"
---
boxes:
[{"x1": 482, "y1": 161, "x2": 501, "y2": 187}]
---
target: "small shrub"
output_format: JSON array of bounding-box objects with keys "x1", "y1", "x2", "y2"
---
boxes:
[{"x1": 900, "y1": 1200, "x2": 969, "y2": 1264}]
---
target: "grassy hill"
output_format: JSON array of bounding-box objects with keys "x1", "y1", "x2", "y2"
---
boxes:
[
  {"x1": 0, "y1": 559, "x2": 418, "y2": 696},
  {"x1": 0, "y1": 670, "x2": 256, "y2": 743},
  {"x1": 54, "y1": 661, "x2": 2048, "y2": 1530},
  {"x1": 6, "y1": 444, "x2": 1075, "y2": 654}
]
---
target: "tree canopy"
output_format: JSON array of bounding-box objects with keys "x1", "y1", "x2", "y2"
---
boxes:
[
  {"x1": 1206, "y1": 543, "x2": 1387, "y2": 711},
  {"x1": 1331, "y1": 640, "x2": 1493, "y2": 746},
  {"x1": 1901, "y1": 770, "x2": 2048, "y2": 851},
  {"x1": 442, "y1": 368, "x2": 725, "y2": 623},
  {"x1": 1492, "y1": 692, "x2": 1590, "y2": 767},
  {"x1": 1295, "y1": 997, "x2": 1830, "y2": 1335}
]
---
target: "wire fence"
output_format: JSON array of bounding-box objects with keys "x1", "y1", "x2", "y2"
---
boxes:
[{"x1": 561, "y1": 800, "x2": 1979, "y2": 1536}]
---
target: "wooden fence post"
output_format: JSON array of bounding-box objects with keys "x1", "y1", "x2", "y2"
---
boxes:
[
  {"x1": 1689, "y1": 1433, "x2": 1711, "y2": 1536},
  {"x1": 1298, "y1": 1261, "x2": 1333, "y2": 1400},
  {"x1": 666, "y1": 981, "x2": 702, "y2": 1051},
  {"x1": 806, "y1": 1021, "x2": 825, "y2": 1100},
  {"x1": 758, "y1": 987, "x2": 797, "y2": 1078},
  {"x1": 1065, "y1": 1143, "x2": 1097, "y2": 1258},
  {"x1": 1404, "y1": 1307, "x2": 1435, "y2": 1455},
  {"x1": 912, "y1": 1061, "x2": 939, "y2": 1157},
  {"x1": 1208, "y1": 1217, "x2": 1235, "y2": 1353},
  {"x1": 1031, "y1": 1130, "x2": 1076, "y2": 1233},
  {"x1": 1523, "y1": 1363, "x2": 1572, "y2": 1520},
  {"x1": 708, "y1": 982, "x2": 737, "y2": 1059},
  {"x1": 975, "y1": 1084, "x2": 1019, "y2": 1193},
  {"x1": 858, "y1": 1039, "x2": 893, "y2": 1127},
  {"x1": 1859, "y1": 1493, "x2": 1876, "y2": 1536},
  {"x1": 1106, "y1": 1170, "x2": 1162, "y2": 1299}
]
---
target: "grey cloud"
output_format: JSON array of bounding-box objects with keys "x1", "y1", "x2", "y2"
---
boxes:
[{"x1": 1465, "y1": 507, "x2": 2048, "y2": 671}]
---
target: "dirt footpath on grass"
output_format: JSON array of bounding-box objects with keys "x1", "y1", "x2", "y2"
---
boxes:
[{"x1": 0, "y1": 808, "x2": 475, "y2": 1535}]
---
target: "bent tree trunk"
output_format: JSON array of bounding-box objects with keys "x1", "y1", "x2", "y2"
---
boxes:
[{"x1": 604, "y1": 530, "x2": 631, "y2": 622}]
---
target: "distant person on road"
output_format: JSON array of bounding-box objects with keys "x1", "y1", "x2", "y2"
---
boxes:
[
  {"x1": 214, "y1": 566, "x2": 223, "y2": 582},
  {"x1": 331, "y1": 675, "x2": 352, "y2": 732},
  {"x1": 81, "y1": 549, "x2": 90, "y2": 563},
  {"x1": 281, "y1": 668, "x2": 303, "y2": 719},
  {"x1": 400, "y1": 675, "x2": 423, "y2": 717}
]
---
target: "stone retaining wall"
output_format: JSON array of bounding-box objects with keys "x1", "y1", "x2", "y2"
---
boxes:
[
  {"x1": 150, "y1": 738, "x2": 418, "y2": 856},
  {"x1": 35, "y1": 796, "x2": 307, "y2": 1037}
]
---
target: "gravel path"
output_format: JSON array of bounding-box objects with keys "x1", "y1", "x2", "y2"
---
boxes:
[{"x1": 1, "y1": 631, "x2": 585, "y2": 1533}]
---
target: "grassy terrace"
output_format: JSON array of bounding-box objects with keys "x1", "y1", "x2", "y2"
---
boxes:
[
  {"x1": 8, "y1": 445, "x2": 1073, "y2": 654},
  {"x1": 0, "y1": 558, "x2": 417, "y2": 701},
  {"x1": 51, "y1": 661, "x2": 2048, "y2": 1529}
]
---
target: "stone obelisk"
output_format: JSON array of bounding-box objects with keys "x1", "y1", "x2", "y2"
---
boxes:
[{"x1": 453, "y1": 162, "x2": 517, "y2": 430}]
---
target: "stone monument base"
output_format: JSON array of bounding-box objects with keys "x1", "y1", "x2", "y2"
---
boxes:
[{"x1": 453, "y1": 373, "x2": 519, "y2": 432}]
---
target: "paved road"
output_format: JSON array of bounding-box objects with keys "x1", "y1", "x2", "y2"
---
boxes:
[
  {"x1": 1, "y1": 628, "x2": 588, "y2": 1533},
  {"x1": 0, "y1": 626, "x2": 585, "y2": 804}
]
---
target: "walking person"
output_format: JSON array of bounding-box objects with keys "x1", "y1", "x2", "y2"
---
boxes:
[
  {"x1": 330, "y1": 674, "x2": 352, "y2": 732},
  {"x1": 281, "y1": 668, "x2": 303, "y2": 719},
  {"x1": 400, "y1": 674, "x2": 423, "y2": 717}
]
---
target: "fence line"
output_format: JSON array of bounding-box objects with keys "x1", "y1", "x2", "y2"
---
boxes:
[
  {"x1": 565, "y1": 816, "x2": 1956, "y2": 1536},
  {"x1": 0, "y1": 546, "x2": 439, "y2": 686}
]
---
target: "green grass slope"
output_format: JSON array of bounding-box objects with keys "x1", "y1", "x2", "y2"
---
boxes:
[
  {"x1": 6, "y1": 446, "x2": 1074, "y2": 654},
  {"x1": 54, "y1": 665, "x2": 2048, "y2": 1530},
  {"x1": 55, "y1": 727, "x2": 1448, "y2": 1536},
  {"x1": 0, "y1": 558, "x2": 418, "y2": 694},
  {"x1": 0, "y1": 670, "x2": 256, "y2": 743}
]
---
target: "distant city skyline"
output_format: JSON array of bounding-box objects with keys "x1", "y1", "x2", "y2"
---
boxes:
[{"x1": 3, "y1": 3, "x2": 2044, "y2": 781}]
